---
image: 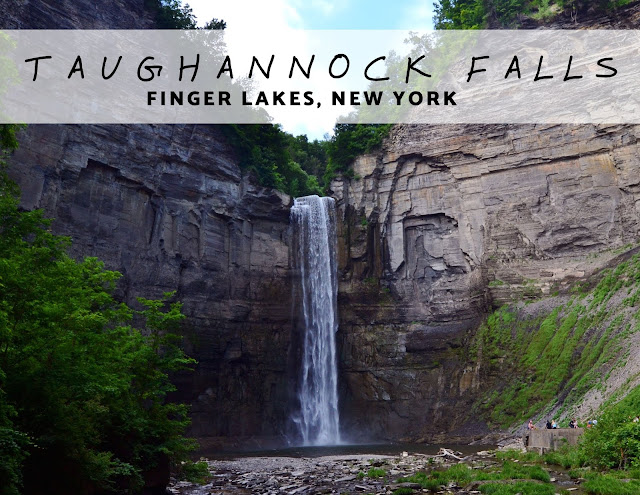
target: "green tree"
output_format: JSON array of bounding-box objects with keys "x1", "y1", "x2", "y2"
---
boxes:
[
  {"x1": 144, "y1": 0, "x2": 226, "y2": 30},
  {"x1": 434, "y1": 0, "x2": 486, "y2": 29},
  {"x1": 0, "y1": 164, "x2": 196, "y2": 494},
  {"x1": 581, "y1": 386, "x2": 640, "y2": 469},
  {"x1": 0, "y1": 125, "x2": 23, "y2": 154},
  {"x1": 285, "y1": 134, "x2": 328, "y2": 180},
  {"x1": 145, "y1": 0, "x2": 197, "y2": 29}
]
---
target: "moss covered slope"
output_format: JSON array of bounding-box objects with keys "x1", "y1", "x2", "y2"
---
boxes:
[{"x1": 470, "y1": 248, "x2": 640, "y2": 429}]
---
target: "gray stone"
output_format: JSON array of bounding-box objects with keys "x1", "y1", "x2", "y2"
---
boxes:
[{"x1": 331, "y1": 123, "x2": 640, "y2": 442}]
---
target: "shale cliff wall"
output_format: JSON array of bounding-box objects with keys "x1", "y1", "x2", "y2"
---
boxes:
[
  {"x1": 329, "y1": 1, "x2": 640, "y2": 443},
  {"x1": 3, "y1": 1, "x2": 296, "y2": 446},
  {"x1": 9, "y1": 124, "x2": 294, "y2": 443},
  {"x1": 331, "y1": 123, "x2": 640, "y2": 441}
]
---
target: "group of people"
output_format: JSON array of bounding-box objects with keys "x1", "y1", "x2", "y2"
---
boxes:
[
  {"x1": 527, "y1": 418, "x2": 592, "y2": 429},
  {"x1": 527, "y1": 415, "x2": 640, "y2": 429}
]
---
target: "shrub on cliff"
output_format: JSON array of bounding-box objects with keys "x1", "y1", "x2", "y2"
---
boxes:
[
  {"x1": 581, "y1": 385, "x2": 640, "y2": 469},
  {"x1": 323, "y1": 124, "x2": 392, "y2": 185},
  {"x1": 0, "y1": 165, "x2": 196, "y2": 494},
  {"x1": 0, "y1": 125, "x2": 23, "y2": 154}
]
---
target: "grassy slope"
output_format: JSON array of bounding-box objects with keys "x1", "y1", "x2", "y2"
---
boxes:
[{"x1": 469, "y1": 249, "x2": 640, "y2": 429}]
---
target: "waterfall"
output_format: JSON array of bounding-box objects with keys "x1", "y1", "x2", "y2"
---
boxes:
[{"x1": 290, "y1": 195, "x2": 341, "y2": 446}]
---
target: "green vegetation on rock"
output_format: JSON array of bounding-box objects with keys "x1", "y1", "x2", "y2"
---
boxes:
[
  {"x1": 472, "y1": 253, "x2": 640, "y2": 428},
  {"x1": 367, "y1": 467, "x2": 387, "y2": 478},
  {"x1": 581, "y1": 473, "x2": 640, "y2": 495},
  {"x1": 433, "y1": 0, "x2": 633, "y2": 29},
  {"x1": 223, "y1": 122, "x2": 392, "y2": 196},
  {"x1": 478, "y1": 482, "x2": 555, "y2": 495},
  {"x1": 222, "y1": 124, "x2": 324, "y2": 197},
  {"x1": 398, "y1": 461, "x2": 552, "y2": 491},
  {"x1": 323, "y1": 124, "x2": 392, "y2": 185},
  {"x1": 0, "y1": 125, "x2": 24, "y2": 154},
  {"x1": 498, "y1": 444, "x2": 640, "y2": 494}
]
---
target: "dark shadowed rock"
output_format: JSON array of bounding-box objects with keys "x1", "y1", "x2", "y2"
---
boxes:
[
  {"x1": 0, "y1": 0, "x2": 153, "y2": 29},
  {"x1": 8, "y1": 123, "x2": 295, "y2": 442}
]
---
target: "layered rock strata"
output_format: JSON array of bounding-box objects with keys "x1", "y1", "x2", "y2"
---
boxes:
[
  {"x1": 4, "y1": 0, "x2": 299, "y2": 445},
  {"x1": 331, "y1": 123, "x2": 640, "y2": 441},
  {"x1": 9, "y1": 123, "x2": 294, "y2": 441}
]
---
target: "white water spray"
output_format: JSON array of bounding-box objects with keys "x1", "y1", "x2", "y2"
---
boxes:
[{"x1": 290, "y1": 195, "x2": 341, "y2": 446}]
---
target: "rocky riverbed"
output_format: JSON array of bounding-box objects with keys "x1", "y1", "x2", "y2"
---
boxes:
[{"x1": 168, "y1": 444, "x2": 584, "y2": 494}]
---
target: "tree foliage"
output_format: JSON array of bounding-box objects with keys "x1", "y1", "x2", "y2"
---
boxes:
[
  {"x1": 434, "y1": 0, "x2": 487, "y2": 29},
  {"x1": 323, "y1": 124, "x2": 392, "y2": 184},
  {"x1": 144, "y1": 0, "x2": 225, "y2": 30},
  {"x1": 581, "y1": 386, "x2": 640, "y2": 470},
  {"x1": 0, "y1": 165, "x2": 196, "y2": 494},
  {"x1": 0, "y1": 125, "x2": 24, "y2": 155},
  {"x1": 145, "y1": 0, "x2": 196, "y2": 29},
  {"x1": 223, "y1": 124, "x2": 324, "y2": 197},
  {"x1": 222, "y1": 123, "x2": 393, "y2": 196}
]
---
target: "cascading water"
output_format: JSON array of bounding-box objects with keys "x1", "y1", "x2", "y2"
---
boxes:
[{"x1": 290, "y1": 195, "x2": 341, "y2": 446}]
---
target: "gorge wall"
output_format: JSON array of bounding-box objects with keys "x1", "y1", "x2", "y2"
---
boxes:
[
  {"x1": 3, "y1": 1, "x2": 296, "y2": 447},
  {"x1": 9, "y1": 124, "x2": 294, "y2": 444},
  {"x1": 329, "y1": 2, "x2": 640, "y2": 443},
  {"x1": 332, "y1": 123, "x2": 640, "y2": 441}
]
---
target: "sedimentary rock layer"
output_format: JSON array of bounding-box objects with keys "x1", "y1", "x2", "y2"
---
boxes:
[
  {"x1": 332, "y1": 123, "x2": 640, "y2": 441},
  {"x1": 9, "y1": 123, "x2": 294, "y2": 441}
]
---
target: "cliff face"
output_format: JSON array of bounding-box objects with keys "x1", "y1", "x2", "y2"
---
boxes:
[
  {"x1": 330, "y1": 1, "x2": 640, "y2": 443},
  {"x1": 4, "y1": 1, "x2": 296, "y2": 445},
  {"x1": 332, "y1": 123, "x2": 640, "y2": 441},
  {"x1": 10, "y1": 124, "x2": 294, "y2": 442}
]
